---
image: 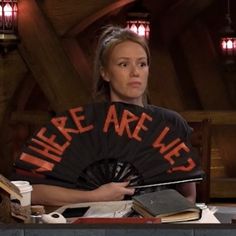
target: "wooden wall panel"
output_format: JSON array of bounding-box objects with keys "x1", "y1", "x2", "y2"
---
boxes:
[
  {"x1": 62, "y1": 38, "x2": 92, "y2": 91},
  {"x1": 0, "y1": 51, "x2": 27, "y2": 125},
  {"x1": 65, "y1": 0, "x2": 134, "y2": 36},
  {"x1": 170, "y1": 40, "x2": 202, "y2": 109},
  {"x1": 159, "y1": 0, "x2": 213, "y2": 44},
  {"x1": 18, "y1": 0, "x2": 89, "y2": 112},
  {"x1": 0, "y1": 51, "x2": 28, "y2": 177},
  {"x1": 149, "y1": 44, "x2": 185, "y2": 111},
  {"x1": 180, "y1": 111, "x2": 236, "y2": 124},
  {"x1": 13, "y1": 74, "x2": 36, "y2": 111},
  {"x1": 213, "y1": 126, "x2": 236, "y2": 178},
  {"x1": 179, "y1": 22, "x2": 232, "y2": 110},
  {"x1": 40, "y1": 0, "x2": 132, "y2": 36}
]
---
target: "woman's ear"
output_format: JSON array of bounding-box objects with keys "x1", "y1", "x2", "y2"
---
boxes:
[{"x1": 100, "y1": 67, "x2": 110, "y2": 82}]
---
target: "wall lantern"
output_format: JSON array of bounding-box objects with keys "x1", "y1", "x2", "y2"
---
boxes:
[
  {"x1": 0, "y1": 0, "x2": 18, "y2": 54},
  {"x1": 220, "y1": 0, "x2": 236, "y2": 64},
  {"x1": 126, "y1": 0, "x2": 150, "y2": 40}
]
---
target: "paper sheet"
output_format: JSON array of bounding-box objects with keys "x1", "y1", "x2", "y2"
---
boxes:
[
  {"x1": 56, "y1": 201, "x2": 133, "y2": 218},
  {"x1": 180, "y1": 208, "x2": 220, "y2": 223}
]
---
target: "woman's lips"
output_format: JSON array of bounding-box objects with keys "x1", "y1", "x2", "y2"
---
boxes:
[{"x1": 128, "y1": 81, "x2": 142, "y2": 87}]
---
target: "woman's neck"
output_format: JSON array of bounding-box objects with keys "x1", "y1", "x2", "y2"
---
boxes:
[{"x1": 110, "y1": 97, "x2": 144, "y2": 107}]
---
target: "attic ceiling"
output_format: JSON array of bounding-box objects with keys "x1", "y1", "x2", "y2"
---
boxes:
[{"x1": 15, "y1": 0, "x2": 235, "y2": 112}]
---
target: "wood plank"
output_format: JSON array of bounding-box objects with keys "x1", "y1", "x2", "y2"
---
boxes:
[
  {"x1": 180, "y1": 111, "x2": 236, "y2": 125},
  {"x1": 10, "y1": 110, "x2": 236, "y2": 126},
  {"x1": 39, "y1": 0, "x2": 132, "y2": 36},
  {"x1": 14, "y1": 74, "x2": 36, "y2": 111},
  {"x1": 159, "y1": 0, "x2": 213, "y2": 44},
  {"x1": 18, "y1": 0, "x2": 89, "y2": 112},
  {"x1": 149, "y1": 43, "x2": 185, "y2": 111},
  {"x1": 179, "y1": 22, "x2": 232, "y2": 110},
  {"x1": 10, "y1": 111, "x2": 51, "y2": 125},
  {"x1": 65, "y1": 0, "x2": 134, "y2": 36},
  {"x1": 0, "y1": 51, "x2": 28, "y2": 177},
  {"x1": 0, "y1": 51, "x2": 27, "y2": 125},
  {"x1": 212, "y1": 126, "x2": 236, "y2": 180},
  {"x1": 62, "y1": 38, "x2": 92, "y2": 90},
  {"x1": 211, "y1": 178, "x2": 236, "y2": 198},
  {"x1": 169, "y1": 40, "x2": 202, "y2": 109}
]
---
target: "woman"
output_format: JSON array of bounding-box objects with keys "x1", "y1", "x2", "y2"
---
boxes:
[{"x1": 30, "y1": 26, "x2": 196, "y2": 206}]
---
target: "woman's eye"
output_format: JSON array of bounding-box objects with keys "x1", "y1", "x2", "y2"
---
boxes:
[
  {"x1": 118, "y1": 62, "x2": 128, "y2": 67},
  {"x1": 139, "y1": 62, "x2": 148, "y2": 67}
]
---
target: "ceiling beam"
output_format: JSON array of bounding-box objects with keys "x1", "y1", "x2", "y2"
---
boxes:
[
  {"x1": 159, "y1": 0, "x2": 214, "y2": 44},
  {"x1": 179, "y1": 21, "x2": 232, "y2": 110},
  {"x1": 18, "y1": 0, "x2": 89, "y2": 112},
  {"x1": 65, "y1": 0, "x2": 134, "y2": 37}
]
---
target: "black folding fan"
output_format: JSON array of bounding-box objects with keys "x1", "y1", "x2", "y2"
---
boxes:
[{"x1": 14, "y1": 102, "x2": 204, "y2": 190}]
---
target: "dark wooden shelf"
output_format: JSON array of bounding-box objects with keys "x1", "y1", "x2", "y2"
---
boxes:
[{"x1": 210, "y1": 178, "x2": 236, "y2": 198}]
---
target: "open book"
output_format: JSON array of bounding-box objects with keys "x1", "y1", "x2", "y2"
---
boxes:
[
  {"x1": 132, "y1": 189, "x2": 201, "y2": 223},
  {"x1": 56, "y1": 201, "x2": 134, "y2": 223},
  {"x1": 56, "y1": 200, "x2": 161, "y2": 224}
]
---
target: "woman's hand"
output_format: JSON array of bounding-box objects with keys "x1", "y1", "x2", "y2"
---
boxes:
[
  {"x1": 31, "y1": 183, "x2": 135, "y2": 206},
  {"x1": 91, "y1": 181, "x2": 135, "y2": 201}
]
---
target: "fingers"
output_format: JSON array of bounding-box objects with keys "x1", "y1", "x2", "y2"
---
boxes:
[
  {"x1": 114, "y1": 181, "x2": 130, "y2": 187},
  {"x1": 112, "y1": 181, "x2": 135, "y2": 196},
  {"x1": 123, "y1": 187, "x2": 135, "y2": 196}
]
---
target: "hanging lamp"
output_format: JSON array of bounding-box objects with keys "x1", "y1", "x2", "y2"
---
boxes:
[
  {"x1": 220, "y1": 0, "x2": 236, "y2": 64},
  {"x1": 0, "y1": 0, "x2": 19, "y2": 54},
  {"x1": 126, "y1": 0, "x2": 150, "y2": 40}
]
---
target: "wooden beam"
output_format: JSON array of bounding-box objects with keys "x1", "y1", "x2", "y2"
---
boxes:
[
  {"x1": 39, "y1": 0, "x2": 119, "y2": 36},
  {"x1": 180, "y1": 111, "x2": 236, "y2": 125},
  {"x1": 14, "y1": 73, "x2": 36, "y2": 111},
  {"x1": 160, "y1": 0, "x2": 214, "y2": 44},
  {"x1": 0, "y1": 51, "x2": 28, "y2": 176},
  {"x1": 149, "y1": 43, "x2": 185, "y2": 111},
  {"x1": 62, "y1": 38, "x2": 92, "y2": 90},
  {"x1": 18, "y1": 0, "x2": 89, "y2": 112},
  {"x1": 10, "y1": 111, "x2": 51, "y2": 125},
  {"x1": 169, "y1": 40, "x2": 202, "y2": 109},
  {"x1": 11, "y1": 110, "x2": 236, "y2": 126},
  {"x1": 179, "y1": 22, "x2": 232, "y2": 110},
  {"x1": 0, "y1": 51, "x2": 27, "y2": 125},
  {"x1": 65, "y1": 0, "x2": 134, "y2": 36}
]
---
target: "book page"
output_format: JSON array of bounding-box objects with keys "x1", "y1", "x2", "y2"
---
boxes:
[
  {"x1": 179, "y1": 208, "x2": 220, "y2": 224},
  {"x1": 84, "y1": 201, "x2": 132, "y2": 218},
  {"x1": 56, "y1": 201, "x2": 133, "y2": 219}
]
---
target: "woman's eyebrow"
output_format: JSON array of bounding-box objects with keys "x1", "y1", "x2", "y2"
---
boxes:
[
  {"x1": 116, "y1": 57, "x2": 130, "y2": 60},
  {"x1": 116, "y1": 57, "x2": 147, "y2": 60},
  {"x1": 137, "y1": 57, "x2": 148, "y2": 60}
]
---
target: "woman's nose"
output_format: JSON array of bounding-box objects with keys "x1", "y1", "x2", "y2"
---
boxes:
[{"x1": 130, "y1": 65, "x2": 139, "y2": 77}]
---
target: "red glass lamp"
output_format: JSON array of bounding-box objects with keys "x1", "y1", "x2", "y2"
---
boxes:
[
  {"x1": 126, "y1": 1, "x2": 150, "y2": 40},
  {"x1": 0, "y1": 0, "x2": 18, "y2": 54},
  {"x1": 220, "y1": 0, "x2": 236, "y2": 64}
]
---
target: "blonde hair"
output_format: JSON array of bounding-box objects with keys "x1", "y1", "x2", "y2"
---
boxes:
[{"x1": 93, "y1": 25, "x2": 150, "y2": 101}]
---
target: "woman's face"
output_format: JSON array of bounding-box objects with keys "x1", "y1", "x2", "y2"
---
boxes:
[{"x1": 101, "y1": 40, "x2": 149, "y2": 107}]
